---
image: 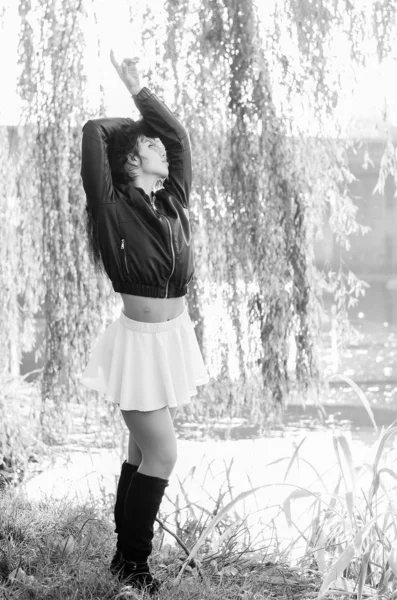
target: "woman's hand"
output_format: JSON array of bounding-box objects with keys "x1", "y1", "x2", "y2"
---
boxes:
[{"x1": 110, "y1": 50, "x2": 142, "y2": 96}]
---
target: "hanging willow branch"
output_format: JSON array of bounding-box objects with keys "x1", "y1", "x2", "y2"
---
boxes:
[
  {"x1": 17, "y1": 0, "x2": 118, "y2": 436},
  {"x1": 10, "y1": 0, "x2": 397, "y2": 430},
  {"x1": 158, "y1": 0, "x2": 397, "y2": 422},
  {"x1": 159, "y1": 0, "x2": 321, "y2": 420}
]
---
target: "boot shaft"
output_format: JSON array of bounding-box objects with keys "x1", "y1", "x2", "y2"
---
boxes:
[
  {"x1": 114, "y1": 460, "x2": 139, "y2": 534},
  {"x1": 118, "y1": 471, "x2": 169, "y2": 563}
]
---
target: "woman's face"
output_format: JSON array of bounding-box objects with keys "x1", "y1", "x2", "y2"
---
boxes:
[{"x1": 137, "y1": 136, "x2": 168, "y2": 178}]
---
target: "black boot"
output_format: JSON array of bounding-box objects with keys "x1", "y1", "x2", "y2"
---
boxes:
[
  {"x1": 114, "y1": 461, "x2": 139, "y2": 535},
  {"x1": 110, "y1": 461, "x2": 138, "y2": 574},
  {"x1": 112, "y1": 471, "x2": 168, "y2": 595}
]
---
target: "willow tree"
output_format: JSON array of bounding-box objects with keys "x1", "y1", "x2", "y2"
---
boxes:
[
  {"x1": 129, "y1": 0, "x2": 397, "y2": 423},
  {"x1": 153, "y1": 0, "x2": 326, "y2": 422},
  {"x1": 17, "y1": 0, "x2": 119, "y2": 436},
  {"x1": 10, "y1": 0, "x2": 397, "y2": 434}
]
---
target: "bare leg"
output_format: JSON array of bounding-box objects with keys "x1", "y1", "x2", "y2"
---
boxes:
[
  {"x1": 127, "y1": 407, "x2": 177, "y2": 465},
  {"x1": 127, "y1": 436, "x2": 142, "y2": 466},
  {"x1": 121, "y1": 406, "x2": 178, "y2": 480}
]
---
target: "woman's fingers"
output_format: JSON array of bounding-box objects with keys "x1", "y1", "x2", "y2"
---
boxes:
[
  {"x1": 110, "y1": 50, "x2": 139, "y2": 70},
  {"x1": 110, "y1": 49, "x2": 121, "y2": 74},
  {"x1": 110, "y1": 50, "x2": 141, "y2": 93},
  {"x1": 123, "y1": 57, "x2": 140, "y2": 66}
]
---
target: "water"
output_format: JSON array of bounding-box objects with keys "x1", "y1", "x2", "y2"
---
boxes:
[
  {"x1": 17, "y1": 296, "x2": 397, "y2": 562},
  {"x1": 19, "y1": 408, "x2": 397, "y2": 564}
]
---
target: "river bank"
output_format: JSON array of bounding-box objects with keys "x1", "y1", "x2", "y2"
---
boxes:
[{"x1": 17, "y1": 402, "x2": 397, "y2": 562}]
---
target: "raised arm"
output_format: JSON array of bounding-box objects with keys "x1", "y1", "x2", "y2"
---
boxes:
[
  {"x1": 110, "y1": 52, "x2": 192, "y2": 208},
  {"x1": 81, "y1": 117, "x2": 132, "y2": 218},
  {"x1": 133, "y1": 89, "x2": 192, "y2": 208}
]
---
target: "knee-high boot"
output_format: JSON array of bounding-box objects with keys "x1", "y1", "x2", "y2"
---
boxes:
[
  {"x1": 114, "y1": 460, "x2": 139, "y2": 535},
  {"x1": 112, "y1": 471, "x2": 168, "y2": 594},
  {"x1": 110, "y1": 461, "x2": 138, "y2": 575}
]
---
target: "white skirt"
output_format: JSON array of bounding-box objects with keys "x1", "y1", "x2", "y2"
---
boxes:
[{"x1": 79, "y1": 307, "x2": 209, "y2": 411}]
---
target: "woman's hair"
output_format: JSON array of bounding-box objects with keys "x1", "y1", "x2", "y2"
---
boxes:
[
  {"x1": 84, "y1": 119, "x2": 158, "y2": 276},
  {"x1": 84, "y1": 204, "x2": 105, "y2": 276},
  {"x1": 108, "y1": 119, "x2": 157, "y2": 185}
]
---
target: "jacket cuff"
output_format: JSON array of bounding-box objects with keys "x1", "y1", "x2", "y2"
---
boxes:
[{"x1": 132, "y1": 87, "x2": 152, "y2": 101}]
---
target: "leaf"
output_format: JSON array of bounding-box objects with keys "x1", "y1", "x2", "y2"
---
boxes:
[
  {"x1": 373, "y1": 424, "x2": 397, "y2": 474},
  {"x1": 378, "y1": 468, "x2": 397, "y2": 485},
  {"x1": 318, "y1": 521, "x2": 375, "y2": 599},
  {"x1": 324, "y1": 477, "x2": 341, "y2": 518},
  {"x1": 357, "y1": 547, "x2": 372, "y2": 600},
  {"x1": 315, "y1": 529, "x2": 327, "y2": 574},
  {"x1": 283, "y1": 436, "x2": 307, "y2": 481},
  {"x1": 335, "y1": 434, "x2": 356, "y2": 496},
  {"x1": 333, "y1": 435, "x2": 355, "y2": 529},
  {"x1": 325, "y1": 373, "x2": 377, "y2": 433},
  {"x1": 353, "y1": 520, "x2": 375, "y2": 554},
  {"x1": 345, "y1": 491, "x2": 355, "y2": 528},
  {"x1": 370, "y1": 425, "x2": 397, "y2": 502},
  {"x1": 378, "y1": 567, "x2": 393, "y2": 595},
  {"x1": 283, "y1": 489, "x2": 319, "y2": 527},
  {"x1": 370, "y1": 472, "x2": 380, "y2": 500},
  {"x1": 388, "y1": 546, "x2": 397, "y2": 579},
  {"x1": 267, "y1": 455, "x2": 327, "y2": 491},
  {"x1": 318, "y1": 542, "x2": 355, "y2": 599}
]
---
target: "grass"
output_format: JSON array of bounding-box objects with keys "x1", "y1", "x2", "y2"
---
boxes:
[
  {"x1": 2, "y1": 371, "x2": 397, "y2": 598},
  {"x1": 2, "y1": 420, "x2": 397, "y2": 599},
  {"x1": 0, "y1": 485, "x2": 323, "y2": 600}
]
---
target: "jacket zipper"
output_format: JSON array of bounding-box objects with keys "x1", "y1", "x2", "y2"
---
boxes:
[
  {"x1": 149, "y1": 197, "x2": 175, "y2": 298},
  {"x1": 163, "y1": 216, "x2": 175, "y2": 298},
  {"x1": 120, "y1": 239, "x2": 130, "y2": 274},
  {"x1": 124, "y1": 197, "x2": 175, "y2": 297}
]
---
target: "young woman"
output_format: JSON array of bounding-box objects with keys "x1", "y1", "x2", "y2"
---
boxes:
[{"x1": 79, "y1": 52, "x2": 209, "y2": 594}]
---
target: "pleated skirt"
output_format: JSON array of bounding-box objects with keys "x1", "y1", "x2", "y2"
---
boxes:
[{"x1": 79, "y1": 307, "x2": 209, "y2": 411}]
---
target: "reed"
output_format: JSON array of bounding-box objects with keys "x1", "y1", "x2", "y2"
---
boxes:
[
  {"x1": 2, "y1": 420, "x2": 397, "y2": 599},
  {"x1": 1, "y1": 372, "x2": 397, "y2": 598}
]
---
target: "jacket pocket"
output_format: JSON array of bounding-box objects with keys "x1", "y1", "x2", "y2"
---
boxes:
[{"x1": 120, "y1": 238, "x2": 130, "y2": 275}]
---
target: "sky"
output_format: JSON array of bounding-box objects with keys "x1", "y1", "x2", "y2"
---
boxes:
[{"x1": 1, "y1": 0, "x2": 396, "y2": 135}]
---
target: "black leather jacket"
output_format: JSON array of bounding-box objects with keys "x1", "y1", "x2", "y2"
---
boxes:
[{"x1": 80, "y1": 87, "x2": 194, "y2": 298}]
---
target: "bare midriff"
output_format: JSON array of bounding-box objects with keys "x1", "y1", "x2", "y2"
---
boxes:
[{"x1": 120, "y1": 293, "x2": 186, "y2": 323}]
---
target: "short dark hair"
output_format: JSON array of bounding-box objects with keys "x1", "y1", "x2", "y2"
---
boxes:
[{"x1": 108, "y1": 119, "x2": 157, "y2": 184}]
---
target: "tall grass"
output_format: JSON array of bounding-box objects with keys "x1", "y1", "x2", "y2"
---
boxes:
[
  {"x1": 2, "y1": 372, "x2": 397, "y2": 598},
  {"x1": 164, "y1": 423, "x2": 397, "y2": 598},
  {"x1": 0, "y1": 371, "x2": 45, "y2": 488}
]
